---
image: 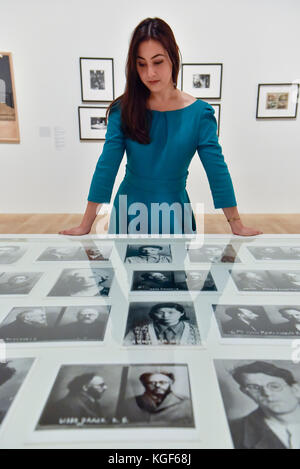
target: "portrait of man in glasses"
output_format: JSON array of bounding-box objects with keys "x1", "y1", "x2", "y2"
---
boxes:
[{"x1": 228, "y1": 361, "x2": 300, "y2": 449}]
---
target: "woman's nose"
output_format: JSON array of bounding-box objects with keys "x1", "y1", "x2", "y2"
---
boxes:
[{"x1": 147, "y1": 66, "x2": 156, "y2": 78}]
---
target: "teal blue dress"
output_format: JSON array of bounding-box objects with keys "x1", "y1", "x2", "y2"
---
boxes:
[{"x1": 87, "y1": 99, "x2": 237, "y2": 234}]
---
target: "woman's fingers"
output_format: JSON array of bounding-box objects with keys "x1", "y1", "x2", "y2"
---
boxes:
[
  {"x1": 233, "y1": 226, "x2": 263, "y2": 236},
  {"x1": 58, "y1": 226, "x2": 88, "y2": 236}
]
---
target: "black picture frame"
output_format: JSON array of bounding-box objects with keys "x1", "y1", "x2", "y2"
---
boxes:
[
  {"x1": 181, "y1": 63, "x2": 223, "y2": 99},
  {"x1": 256, "y1": 83, "x2": 299, "y2": 119},
  {"x1": 79, "y1": 57, "x2": 115, "y2": 103},
  {"x1": 78, "y1": 106, "x2": 108, "y2": 141},
  {"x1": 210, "y1": 103, "x2": 221, "y2": 136}
]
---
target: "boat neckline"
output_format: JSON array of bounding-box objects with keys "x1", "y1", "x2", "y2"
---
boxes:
[{"x1": 147, "y1": 99, "x2": 199, "y2": 113}]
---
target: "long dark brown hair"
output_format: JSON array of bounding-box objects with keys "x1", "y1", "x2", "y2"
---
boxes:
[{"x1": 106, "y1": 17, "x2": 181, "y2": 144}]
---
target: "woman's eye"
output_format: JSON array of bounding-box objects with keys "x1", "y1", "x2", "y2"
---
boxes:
[{"x1": 137, "y1": 61, "x2": 163, "y2": 67}]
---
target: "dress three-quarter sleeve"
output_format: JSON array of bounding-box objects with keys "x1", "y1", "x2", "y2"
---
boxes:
[
  {"x1": 197, "y1": 103, "x2": 237, "y2": 208},
  {"x1": 87, "y1": 104, "x2": 126, "y2": 203}
]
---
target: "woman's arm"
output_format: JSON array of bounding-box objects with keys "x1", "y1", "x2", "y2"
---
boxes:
[
  {"x1": 59, "y1": 201, "x2": 102, "y2": 235},
  {"x1": 197, "y1": 103, "x2": 262, "y2": 237},
  {"x1": 222, "y1": 206, "x2": 263, "y2": 236},
  {"x1": 59, "y1": 102, "x2": 125, "y2": 236}
]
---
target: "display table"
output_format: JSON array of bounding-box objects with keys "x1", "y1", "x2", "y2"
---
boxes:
[{"x1": 0, "y1": 234, "x2": 299, "y2": 449}]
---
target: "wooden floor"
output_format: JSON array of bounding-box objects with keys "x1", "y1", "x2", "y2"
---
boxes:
[{"x1": 0, "y1": 214, "x2": 300, "y2": 234}]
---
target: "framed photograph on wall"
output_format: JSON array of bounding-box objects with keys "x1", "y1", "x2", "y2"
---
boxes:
[
  {"x1": 78, "y1": 106, "x2": 107, "y2": 140},
  {"x1": 210, "y1": 103, "x2": 221, "y2": 136},
  {"x1": 80, "y1": 57, "x2": 114, "y2": 102},
  {"x1": 0, "y1": 52, "x2": 20, "y2": 143},
  {"x1": 256, "y1": 83, "x2": 299, "y2": 119},
  {"x1": 181, "y1": 63, "x2": 223, "y2": 99}
]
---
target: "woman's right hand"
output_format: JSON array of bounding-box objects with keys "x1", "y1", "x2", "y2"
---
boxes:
[
  {"x1": 58, "y1": 225, "x2": 91, "y2": 236},
  {"x1": 58, "y1": 202, "x2": 102, "y2": 236}
]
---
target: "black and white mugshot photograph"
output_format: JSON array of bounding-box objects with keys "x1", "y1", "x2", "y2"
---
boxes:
[
  {"x1": 214, "y1": 360, "x2": 300, "y2": 449},
  {"x1": 186, "y1": 243, "x2": 241, "y2": 263},
  {"x1": 131, "y1": 270, "x2": 216, "y2": 291},
  {"x1": 247, "y1": 246, "x2": 300, "y2": 261},
  {"x1": 36, "y1": 246, "x2": 88, "y2": 261},
  {"x1": 213, "y1": 305, "x2": 275, "y2": 337},
  {"x1": 230, "y1": 269, "x2": 300, "y2": 292},
  {"x1": 213, "y1": 304, "x2": 300, "y2": 338},
  {"x1": 123, "y1": 301, "x2": 201, "y2": 346},
  {"x1": 37, "y1": 244, "x2": 112, "y2": 262},
  {"x1": 269, "y1": 306, "x2": 300, "y2": 336},
  {"x1": 184, "y1": 270, "x2": 217, "y2": 291},
  {"x1": 54, "y1": 305, "x2": 110, "y2": 341},
  {"x1": 37, "y1": 364, "x2": 124, "y2": 429},
  {"x1": 84, "y1": 244, "x2": 112, "y2": 261},
  {"x1": 0, "y1": 306, "x2": 58, "y2": 342},
  {"x1": 0, "y1": 272, "x2": 43, "y2": 295},
  {"x1": 229, "y1": 270, "x2": 274, "y2": 291},
  {"x1": 116, "y1": 364, "x2": 195, "y2": 427},
  {"x1": 0, "y1": 245, "x2": 26, "y2": 264},
  {"x1": 0, "y1": 359, "x2": 35, "y2": 426},
  {"x1": 276, "y1": 271, "x2": 300, "y2": 291},
  {"x1": 131, "y1": 271, "x2": 176, "y2": 291},
  {"x1": 125, "y1": 244, "x2": 172, "y2": 264},
  {"x1": 47, "y1": 268, "x2": 114, "y2": 297},
  {"x1": 0, "y1": 305, "x2": 110, "y2": 342}
]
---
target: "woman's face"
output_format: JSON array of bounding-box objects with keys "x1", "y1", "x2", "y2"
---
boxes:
[
  {"x1": 153, "y1": 307, "x2": 183, "y2": 325},
  {"x1": 136, "y1": 39, "x2": 173, "y2": 93}
]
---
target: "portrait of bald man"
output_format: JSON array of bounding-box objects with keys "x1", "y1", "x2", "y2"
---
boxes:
[
  {"x1": 56, "y1": 306, "x2": 110, "y2": 341},
  {"x1": 0, "y1": 307, "x2": 49, "y2": 341}
]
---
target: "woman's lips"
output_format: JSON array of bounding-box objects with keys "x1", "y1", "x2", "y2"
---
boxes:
[{"x1": 148, "y1": 80, "x2": 159, "y2": 84}]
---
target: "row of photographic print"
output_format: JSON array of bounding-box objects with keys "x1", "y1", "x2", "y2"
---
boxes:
[
  {"x1": 1, "y1": 268, "x2": 300, "y2": 296},
  {"x1": 0, "y1": 302, "x2": 300, "y2": 344},
  {"x1": 1, "y1": 358, "x2": 299, "y2": 449},
  {"x1": 1, "y1": 242, "x2": 300, "y2": 265}
]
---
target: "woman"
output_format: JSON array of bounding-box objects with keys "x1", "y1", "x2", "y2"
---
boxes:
[
  {"x1": 59, "y1": 17, "x2": 262, "y2": 236},
  {"x1": 124, "y1": 302, "x2": 200, "y2": 345}
]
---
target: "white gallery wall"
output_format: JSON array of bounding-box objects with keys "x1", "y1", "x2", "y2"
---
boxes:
[{"x1": 0, "y1": 0, "x2": 299, "y2": 214}]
